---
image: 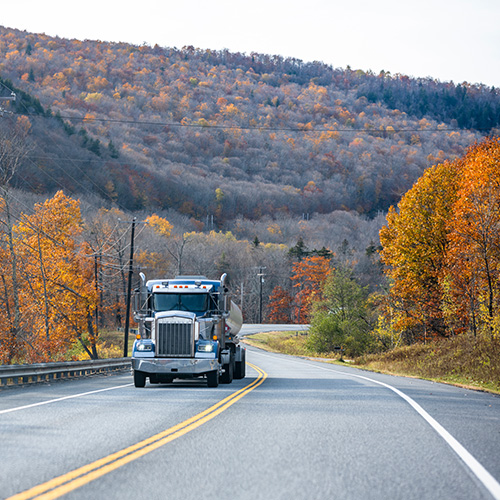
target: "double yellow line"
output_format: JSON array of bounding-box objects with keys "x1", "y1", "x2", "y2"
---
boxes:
[{"x1": 8, "y1": 363, "x2": 267, "y2": 500}]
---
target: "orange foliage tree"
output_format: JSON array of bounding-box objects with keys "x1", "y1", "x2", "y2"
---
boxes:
[
  {"x1": 380, "y1": 160, "x2": 459, "y2": 342},
  {"x1": 290, "y1": 255, "x2": 332, "y2": 323},
  {"x1": 444, "y1": 138, "x2": 500, "y2": 338},
  {"x1": 15, "y1": 191, "x2": 98, "y2": 361},
  {"x1": 380, "y1": 137, "x2": 500, "y2": 343},
  {"x1": 267, "y1": 285, "x2": 293, "y2": 324}
]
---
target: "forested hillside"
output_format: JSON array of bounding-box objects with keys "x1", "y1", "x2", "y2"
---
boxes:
[
  {"x1": 1, "y1": 26, "x2": 500, "y2": 362},
  {"x1": 0, "y1": 26, "x2": 496, "y2": 221}
]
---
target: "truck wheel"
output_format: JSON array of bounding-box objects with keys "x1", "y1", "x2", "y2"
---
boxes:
[
  {"x1": 207, "y1": 370, "x2": 219, "y2": 388},
  {"x1": 234, "y1": 349, "x2": 246, "y2": 379},
  {"x1": 220, "y1": 359, "x2": 234, "y2": 384},
  {"x1": 134, "y1": 370, "x2": 146, "y2": 388}
]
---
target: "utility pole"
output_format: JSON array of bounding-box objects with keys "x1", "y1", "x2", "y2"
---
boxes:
[
  {"x1": 94, "y1": 254, "x2": 99, "y2": 331},
  {"x1": 240, "y1": 281, "x2": 244, "y2": 316},
  {"x1": 123, "y1": 218, "x2": 137, "y2": 357},
  {"x1": 257, "y1": 267, "x2": 266, "y2": 324}
]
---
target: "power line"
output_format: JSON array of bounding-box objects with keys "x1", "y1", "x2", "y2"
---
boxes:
[
  {"x1": 0, "y1": 87, "x2": 131, "y2": 214},
  {"x1": 28, "y1": 111, "x2": 487, "y2": 134},
  {"x1": 0, "y1": 88, "x2": 141, "y2": 268}
]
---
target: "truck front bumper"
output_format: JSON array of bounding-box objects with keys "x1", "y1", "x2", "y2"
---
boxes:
[{"x1": 131, "y1": 357, "x2": 218, "y2": 375}]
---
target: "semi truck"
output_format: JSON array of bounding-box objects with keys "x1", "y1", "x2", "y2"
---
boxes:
[{"x1": 131, "y1": 273, "x2": 245, "y2": 388}]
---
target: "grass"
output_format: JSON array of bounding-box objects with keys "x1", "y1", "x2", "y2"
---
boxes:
[
  {"x1": 356, "y1": 335, "x2": 500, "y2": 394},
  {"x1": 242, "y1": 330, "x2": 337, "y2": 359},
  {"x1": 67, "y1": 329, "x2": 136, "y2": 360},
  {"x1": 99, "y1": 329, "x2": 137, "y2": 356},
  {"x1": 242, "y1": 330, "x2": 500, "y2": 394}
]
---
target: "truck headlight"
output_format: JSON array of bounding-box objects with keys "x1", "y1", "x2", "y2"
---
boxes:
[
  {"x1": 197, "y1": 343, "x2": 214, "y2": 353},
  {"x1": 137, "y1": 343, "x2": 153, "y2": 352}
]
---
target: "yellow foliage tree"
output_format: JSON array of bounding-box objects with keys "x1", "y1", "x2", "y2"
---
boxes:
[
  {"x1": 380, "y1": 159, "x2": 459, "y2": 342},
  {"x1": 381, "y1": 137, "x2": 500, "y2": 343},
  {"x1": 15, "y1": 191, "x2": 98, "y2": 361},
  {"x1": 146, "y1": 214, "x2": 173, "y2": 237}
]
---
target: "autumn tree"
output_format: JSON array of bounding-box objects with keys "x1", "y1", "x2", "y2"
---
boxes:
[
  {"x1": 0, "y1": 116, "x2": 31, "y2": 362},
  {"x1": 16, "y1": 191, "x2": 98, "y2": 361},
  {"x1": 290, "y1": 255, "x2": 332, "y2": 323},
  {"x1": 380, "y1": 136, "x2": 500, "y2": 343},
  {"x1": 267, "y1": 285, "x2": 293, "y2": 323},
  {"x1": 380, "y1": 159, "x2": 459, "y2": 343},
  {"x1": 444, "y1": 138, "x2": 500, "y2": 338},
  {"x1": 145, "y1": 213, "x2": 173, "y2": 237}
]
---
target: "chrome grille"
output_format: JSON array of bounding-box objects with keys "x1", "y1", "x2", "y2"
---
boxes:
[{"x1": 156, "y1": 321, "x2": 194, "y2": 357}]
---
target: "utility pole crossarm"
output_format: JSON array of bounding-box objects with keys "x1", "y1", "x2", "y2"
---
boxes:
[{"x1": 0, "y1": 92, "x2": 16, "y2": 102}]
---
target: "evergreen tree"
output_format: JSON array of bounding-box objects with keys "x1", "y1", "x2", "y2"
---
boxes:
[{"x1": 288, "y1": 237, "x2": 309, "y2": 261}]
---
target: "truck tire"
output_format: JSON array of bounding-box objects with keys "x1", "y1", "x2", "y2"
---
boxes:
[
  {"x1": 220, "y1": 358, "x2": 234, "y2": 384},
  {"x1": 207, "y1": 370, "x2": 219, "y2": 388},
  {"x1": 134, "y1": 370, "x2": 146, "y2": 388},
  {"x1": 234, "y1": 348, "x2": 246, "y2": 379}
]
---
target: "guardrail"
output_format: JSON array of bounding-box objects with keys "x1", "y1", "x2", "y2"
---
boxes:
[{"x1": 0, "y1": 358, "x2": 132, "y2": 387}]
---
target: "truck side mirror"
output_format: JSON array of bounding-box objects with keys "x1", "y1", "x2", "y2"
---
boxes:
[{"x1": 139, "y1": 272, "x2": 148, "y2": 313}]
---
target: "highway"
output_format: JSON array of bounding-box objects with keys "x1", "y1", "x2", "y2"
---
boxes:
[{"x1": 1, "y1": 339, "x2": 499, "y2": 499}]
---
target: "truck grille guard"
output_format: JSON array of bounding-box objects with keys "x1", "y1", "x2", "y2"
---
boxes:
[{"x1": 156, "y1": 317, "x2": 195, "y2": 357}]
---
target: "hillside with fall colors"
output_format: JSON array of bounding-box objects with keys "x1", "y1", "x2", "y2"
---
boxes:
[
  {"x1": 0, "y1": 26, "x2": 498, "y2": 222},
  {"x1": 1, "y1": 26, "x2": 500, "y2": 365}
]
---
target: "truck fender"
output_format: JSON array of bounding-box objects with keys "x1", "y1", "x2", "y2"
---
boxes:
[
  {"x1": 221, "y1": 349, "x2": 231, "y2": 366},
  {"x1": 235, "y1": 345, "x2": 245, "y2": 362}
]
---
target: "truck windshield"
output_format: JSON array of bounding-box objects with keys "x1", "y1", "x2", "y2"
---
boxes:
[{"x1": 153, "y1": 293, "x2": 208, "y2": 314}]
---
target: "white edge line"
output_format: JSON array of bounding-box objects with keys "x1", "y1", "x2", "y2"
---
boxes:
[
  {"x1": 250, "y1": 348, "x2": 500, "y2": 500},
  {"x1": 0, "y1": 384, "x2": 133, "y2": 415}
]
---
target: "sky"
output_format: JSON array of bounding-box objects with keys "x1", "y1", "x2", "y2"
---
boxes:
[{"x1": 3, "y1": 0, "x2": 500, "y2": 88}]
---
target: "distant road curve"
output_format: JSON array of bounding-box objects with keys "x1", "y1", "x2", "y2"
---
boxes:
[{"x1": 239, "y1": 323, "x2": 309, "y2": 336}]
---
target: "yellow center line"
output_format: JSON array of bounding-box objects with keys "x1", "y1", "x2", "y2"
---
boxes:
[{"x1": 7, "y1": 363, "x2": 267, "y2": 500}]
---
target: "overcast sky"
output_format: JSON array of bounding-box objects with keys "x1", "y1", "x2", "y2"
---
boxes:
[{"x1": 3, "y1": 0, "x2": 499, "y2": 87}]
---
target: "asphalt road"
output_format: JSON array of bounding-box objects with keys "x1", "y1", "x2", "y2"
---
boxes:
[{"x1": 1, "y1": 340, "x2": 499, "y2": 500}]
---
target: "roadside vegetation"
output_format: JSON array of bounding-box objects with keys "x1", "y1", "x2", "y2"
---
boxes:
[
  {"x1": 243, "y1": 331, "x2": 313, "y2": 358},
  {"x1": 50, "y1": 329, "x2": 125, "y2": 362},
  {"x1": 243, "y1": 330, "x2": 500, "y2": 394},
  {"x1": 355, "y1": 334, "x2": 500, "y2": 393}
]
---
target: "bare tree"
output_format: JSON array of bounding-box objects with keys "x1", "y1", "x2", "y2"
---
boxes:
[{"x1": 0, "y1": 116, "x2": 31, "y2": 361}]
